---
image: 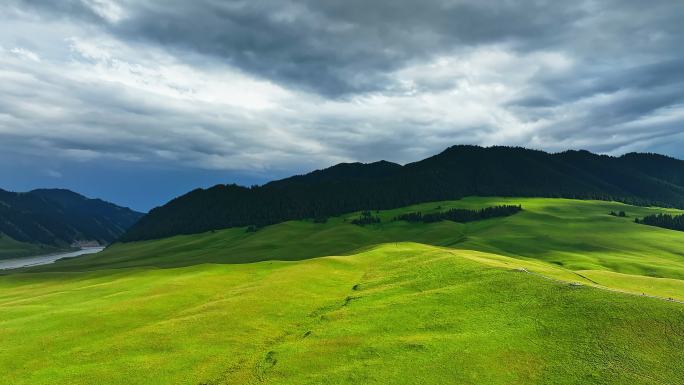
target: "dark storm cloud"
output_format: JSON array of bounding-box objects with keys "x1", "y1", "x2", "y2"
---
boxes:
[
  {"x1": 11, "y1": 1, "x2": 684, "y2": 98},
  {"x1": 11, "y1": 0, "x2": 588, "y2": 95},
  {"x1": 3, "y1": 0, "x2": 684, "y2": 209},
  {"x1": 13, "y1": 1, "x2": 683, "y2": 99},
  {"x1": 16, "y1": 0, "x2": 101, "y2": 19},
  {"x1": 117, "y1": 0, "x2": 585, "y2": 95}
]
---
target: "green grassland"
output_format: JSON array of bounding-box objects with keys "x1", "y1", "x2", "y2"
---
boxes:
[
  {"x1": 0, "y1": 233, "x2": 60, "y2": 259},
  {"x1": 1, "y1": 243, "x2": 682, "y2": 385},
  {"x1": 1, "y1": 197, "x2": 684, "y2": 384},
  {"x1": 30, "y1": 197, "x2": 684, "y2": 300}
]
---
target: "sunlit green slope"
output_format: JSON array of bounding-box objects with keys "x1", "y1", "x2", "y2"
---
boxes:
[
  {"x1": 2, "y1": 197, "x2": 683, "y2": 384},
  {"x1": 1, "y1": 243, "x2": 682, "y2": 385},
  {"x1": 32, "y1": 197, "x2": 684, "y2": 300}
]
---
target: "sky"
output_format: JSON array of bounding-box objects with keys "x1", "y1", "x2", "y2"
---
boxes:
[{"x1": 1, "y1": 0, "x2": 684, "y2": 212}]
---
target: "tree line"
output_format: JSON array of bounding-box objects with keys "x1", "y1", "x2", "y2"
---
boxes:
[
  {"x1": 121, "y1": 145, "x2": 684, "y2": 242},
  {"x1": 351, "y1": 211, "x2": 381, "y2": 226},
  {"x1": 635, "y1": 213, "x2": 684, "y2": 232},
  {"x1": 395, "y1": 205, "x2": 522, "y2": 224}
]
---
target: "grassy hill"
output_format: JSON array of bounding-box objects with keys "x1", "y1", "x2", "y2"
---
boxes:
[
  {"x1": 1, "y1": 198, "x2": 683, "y2": 384},
  {"x1": 123, "y1": 146, "x2": 684, "y2": 242},
  {"x1": 33, "y1": 197, "x2": 684, "y2": 300},
  {"x1": 0, "y1": 243, "x2": 682, "y2": 384},
  {"x1": 0, "y1": 233, "x2": 59, "y2": 259}
]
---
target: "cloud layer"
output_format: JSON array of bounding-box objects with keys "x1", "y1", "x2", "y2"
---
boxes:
[{"x1": 2, "y1": 0, "x2": 684, "y2": 209}]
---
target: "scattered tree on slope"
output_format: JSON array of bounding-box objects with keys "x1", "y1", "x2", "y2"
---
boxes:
[
  {"x1": 636, "y1": 213, "x2": 684, "y2": 232},
  {"x1": 395, "y1": 205, "x2": 522, "y2": 223},
  {"x1": 121, "y1": 145, "x2": 684, "y2": 241}
]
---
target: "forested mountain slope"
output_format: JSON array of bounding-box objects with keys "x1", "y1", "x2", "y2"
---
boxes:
[
  {"x1": 122, "y1": 145, "x2": 684, "y2": 241},
  {"x1": 0, "y1": 188, "x2": 143, "y2": 251}
]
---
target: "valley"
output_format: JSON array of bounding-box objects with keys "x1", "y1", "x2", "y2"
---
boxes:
[
  {"x1": 0, "y1": 247, "x2": 104, "y2": 270},
  {"x1": 1, "y1": 197, "x2": 683, "y2": 384},
  {"x1": 0, "y1": 188, "x2": 143, "y2": 259},
  {"x1": 4, "y1": 1, "x2": 684, "y2": 383}
]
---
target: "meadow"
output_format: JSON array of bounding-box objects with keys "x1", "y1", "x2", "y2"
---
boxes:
[
  {"x1": 31, "y1": 197, "x2": 684, "y2": 300},
  {"x1": 1, "y1": 198, "x2": 683, "y2": 384},
  {"x1": 0, "y1": 233, "x2": 59, "y2": 259}
]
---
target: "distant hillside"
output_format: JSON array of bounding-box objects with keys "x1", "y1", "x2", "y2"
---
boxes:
[
  {"x1": 122, "y1": 145, "x2": 684, "y2": 241},
  {"x1": 0, "y1": 188, "x2": 143, "y2": 252}
]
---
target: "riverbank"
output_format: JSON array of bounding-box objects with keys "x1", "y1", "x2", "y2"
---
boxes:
[{"x1": 0, "y1": 247, "x2": 105, "y2": 270}]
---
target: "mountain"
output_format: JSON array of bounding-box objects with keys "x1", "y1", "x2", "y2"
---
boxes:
[
  {"x1": 121, "y1": 145, "x2": 684, "y2": 241},
  {"x1": 0, "y1": 188, "x2": 143, "y2": 249}
]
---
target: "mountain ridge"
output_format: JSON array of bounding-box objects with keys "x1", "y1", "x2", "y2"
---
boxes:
[
  {"x1": 0, "y1": 188, "x2": 143, "y2": 251},
  {"x1": 121, "y1": 145, "x2": 684, "y2": 242}
]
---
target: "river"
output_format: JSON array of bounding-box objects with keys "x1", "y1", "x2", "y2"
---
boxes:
[{"x1": 0, "y1": 247, "x2": 105, "y2": 270}]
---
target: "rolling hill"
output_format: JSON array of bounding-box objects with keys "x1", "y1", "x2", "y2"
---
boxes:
[
  {"x1": 3, "y1": 152, "x2": 684, "y2": 384},
  {"x1": 28, "y1": 197, "x2": 684, "y2": 301},
  {"x1": 122, "y1": 145, "x2": 684, "y2": 241},
  {"x1": 0, "y1": 188, "x2": 143, "y2": 258},
  {"x1": 1, "y1": 198, "x2": 683, "y2": 384}
]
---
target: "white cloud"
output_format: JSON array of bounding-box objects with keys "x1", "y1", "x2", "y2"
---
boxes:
[
  {"x1": 0, "y1": 0, "x2": 683, "y2": 182},
  {"x1": 82, "y1": 0, "x2": 125, "y2": 23},
  {"x1": 45, "y1": 169, "x2": 62, "y2": 178},
  {"x1": 10, "y1": 47, "x2": 41, "y2": 62},
  {"x1": 67, "y1": 36, "x2": 291, "y2": 110}
]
